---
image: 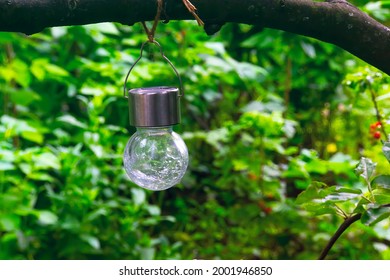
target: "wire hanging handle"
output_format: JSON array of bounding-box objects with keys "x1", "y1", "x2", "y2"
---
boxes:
[{"x1": 123, "y1": 40, "x2": 184, "y2": 98}]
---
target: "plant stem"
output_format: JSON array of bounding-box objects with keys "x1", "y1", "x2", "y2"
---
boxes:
[
  {"x1": 334, "y1": 204, "x2": 348, "y2": 219},
  {"x1": 372, "y1": 237, "x2": 390, "y2": 247},
  {"x1": 259, "y1": 137, "x2": 265, "y2": 193},
  {"x1": 368, "y1": 83, "x2": 388, "y2": 139},
  {"x1": 283, "y1": 56, "x2": 292, "y2": 117},
  {"x1": 318, "y1": 213, "x2": 362, "y2": 260},
  {"x1": 361, "y1": 195, "x2": 372, "y2": 203},
  {"x1": 367, "y1": 179, "x2": 374, "y2": 199},
  {"x1": 5, "y1": 43, "x2": 19, "y2": 148}
]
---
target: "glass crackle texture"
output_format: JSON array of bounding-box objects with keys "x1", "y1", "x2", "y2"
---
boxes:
[{"x1": 123, "y1": 127, "x2": 189, "y2": 191}]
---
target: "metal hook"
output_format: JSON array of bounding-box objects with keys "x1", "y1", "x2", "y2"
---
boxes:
[{"x1": 123, "y1": 40, "x2": 184, "y2": 98}]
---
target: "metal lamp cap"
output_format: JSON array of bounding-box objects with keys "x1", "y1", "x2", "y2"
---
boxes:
[{"x1": 128, "y1": 86, "x2": 181, "y2": 127}]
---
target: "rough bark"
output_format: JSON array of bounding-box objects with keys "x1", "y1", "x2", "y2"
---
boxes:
[{"x1": 0, "y1": 0, "x2": 389, "y2": 74}]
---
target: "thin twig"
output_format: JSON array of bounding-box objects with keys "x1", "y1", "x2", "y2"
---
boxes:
[
  {"x1": 182, "y1": 0, "x2": 204, "y2": 26},
  {"x1": 318, "y1": 213, "x2": 362, "y2": 260},
  {"x1": 334, "y1": 204, "x2": 348, "y2": 219},
  {"x1": 151, "y1": 0, "x2": 163, "y2": 38},
  {"x1": 141, "y1": 0, "x2": 163, "y2": 42},
  {"x1": 141, "y1": 22, "x2": 152, "y2": 42},
  {"x1": 372, "y1": 237, "x2": 390, "y2": 247},
  {"x1": 142, "y1": 0, "x2": 204, "y2": 41}
]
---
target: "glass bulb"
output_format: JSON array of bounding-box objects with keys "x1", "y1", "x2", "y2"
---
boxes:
[{"x1": 123, "y1": 126, "x2": 188, "y2": 191}]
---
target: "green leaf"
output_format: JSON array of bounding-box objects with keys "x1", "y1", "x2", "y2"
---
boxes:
[
  {"x1": 322, "y1": 186, "x2": 361, "y2": 203},
  {"x1": 34, "y1": 152, "x2": 60, "y2": 170},
  {"x1": 11, "y1": 60, "x2": 31, "y2": 88},
  {"x1": 131, "y1": 188, "x2": 146, "y2": 206},
  {"x1": 19, "y1": 163, "x2": 32, "y2": 175},
  {"x1": 30, "y1": 59, "x2": 46, "y2": 80},
  {"x1": 85, "y1": 208, "x2": 108, "y2": 222},
  {"x1": 0, "y1": 161, "x2": 15, "y2": 171},
  {"x1": 89, "y1": 144, "x2": 104, "y2": 158},
  {"x1": 232, "y1": 159, "x2": 249, "y2": 171},
  {"x1": 374, "y1": 194, "x2": 390, "y2": 205},
  {"x1": 37, "y1": 211, "x2": 58, "y2": 226},
  {"x1": 205, "y1": 42, "x2": 226, "y2": 55},
  {"x1": 87, "y1": 23, "x2": 119, "y2": 36},
  {"x1": 233, "y1": 61, "x2": 267, "y2": 81},
  {"x1": 376, "y1": 92, "x2": 390, "y2": 102},
  {"x1": 44, "y1": 64, "x2": 69, "y2": 77},
  {"x1": 302, "y1": 203, "x2": 337, "y2": 216},
  {"x1": 8, "y1": 88, "x2": 41, "y2": 106},
  {"x1": 80, "y1": 235, "x2": 101, "y2": 250},
  {"x1": 27, "y1": 172, "x2": 54, "y2": 182},
  {"x1": 98, "y1": 23, "x2": 119, "y2": 35},
  {"x1": 51, "y1": 27, "x2": 67, "y2": 38},
  {"x1": 361, "y1": 206, "x2": 390, "y2": 226},
  {"x1": 305, "y1": 160, "x2": 328, "y2": 174},
  {"x1": 372, "y1": 175, "x2": 390, "y2": 190},
  {"x1": 300, "y1": 42, "x2": 316, "y2": 58},
  {"x1": 0, "y1": 215, "x2": 21, "y2": 231},
  {"x1": 57, "y1": 115, "x2": 87, "y2": 128},
  {"x1": 355, "y1": 157, "x2": 376, "y2": 181},
  {"x1": 333, "y1": 186, "x2": 362, "y2": 195},
  {"x1": 0, "y1": 32, "x2": 18, "y2": 44},
  {"x1": 30, "y1": 58, "x2": 69, "y2": 80},
  {"x1": 146, "y1": 205, "x2": 161, "y2": 216},
  {"x1": 21, "y1": 130, "x2": 44, "y2": 144},
  {"x1": 383, "y1": 142, "x2": 390, "y2": 164},
  {"x1": 296, "y1": 183, "x2": 361, "y2": 205},
  {"x1": 296, "y1": 185, "x2": 320, "y2": 204},
  {"x1": 373, "y1": 188, "x2": 390, "y2": 204},
  {"x1": 353, "y1": 198, "x2": 370, "y2": 214},
  {"x1": 139, "y1": 247, "x2": 155, "y2": 260}
]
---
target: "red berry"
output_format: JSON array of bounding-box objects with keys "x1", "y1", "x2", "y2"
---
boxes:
[
  {"x1": 258, "y1": 201, "x2": 273, "y2": 215},
  {"x1": 248, "y1": 173, "x2": 258, "y2": 181},
  {"x1": 376, "y1": 121, "x2": 382, "y2": 128},
  {"x1": 374, "y1": 131, "x2": 381, "y2": 139}
]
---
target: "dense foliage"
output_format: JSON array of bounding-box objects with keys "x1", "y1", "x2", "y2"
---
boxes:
[{"x1": 0, "y1": 0, "x2": 390, "y2": 260}]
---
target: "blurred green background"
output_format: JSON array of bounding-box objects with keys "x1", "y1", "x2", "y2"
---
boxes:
[{"x1": 1, "y1": 0, "x2": 390, "y2": 260}]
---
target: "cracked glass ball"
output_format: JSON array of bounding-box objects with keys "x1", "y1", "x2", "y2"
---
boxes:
[{"x1": 123, "y1": 126, "x2": 188, "y2": 191}]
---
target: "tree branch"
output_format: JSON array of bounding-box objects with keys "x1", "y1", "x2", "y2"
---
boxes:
[
  {"x1": 318, "y1": 213, "x2": 362, "y2": 260},
  {"x1": 0, "y1": 0, "x2": 389, "y2": 74},
  {"x1": 372, "y1": 237, "x2": 390, "y2": 247}
]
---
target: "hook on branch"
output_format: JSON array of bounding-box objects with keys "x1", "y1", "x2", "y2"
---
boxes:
[
  {"x1": 182, "y1": 0, "x2": 204, "y2": 26},
  {"x1": 142, "y1": 0, "x2": 204, "y2": 41},
  {"x1": 141, "y1": 0, "x2": 163, "y2": 42}
]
